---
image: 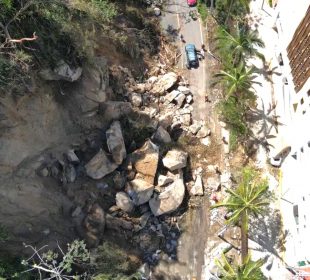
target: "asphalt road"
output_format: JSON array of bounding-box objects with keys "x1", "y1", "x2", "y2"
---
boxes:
[
  {"x1": 153, "y1": 2, "x2": 210, "y2": 279},
  {"x1": 161, "y1": 0, "x2": 208, "y2": 121}
]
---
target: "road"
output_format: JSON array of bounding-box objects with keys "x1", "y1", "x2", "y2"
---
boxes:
[
  {"x1": 153, "y1": 1, "x2": 210, "y2": 279},
  {"x1": 161, "y1": 0, "x2": 208, "y2": 122}
]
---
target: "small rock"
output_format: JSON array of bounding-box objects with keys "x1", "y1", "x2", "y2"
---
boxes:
[
  {"x1": 38, "y1": 167, "x2": 49, "y2": 177},
  {"x1": 219, "y1": 121, "x2": 227, "y2": 128},
  {"x1": 152, "y1": 126, "x2": 171, "y2": 144},
  {"x1": 128, "y1": 179, "x2": 154, "y2": 205},
  {"x1": 201, "y1": 136, "x2": 211, "y2": 146},
  {"x1": 72, "y1": 206, "x2": 82, "y2": 217},
  {"x1": 106, "y1": 121, "x2": 126, "y2": 165},
  {"x1": 189, "y1": 122, "x2": 202, "y2": 135},
  {"x1": 179, "y1": 113, "x2": 191, "y2": 126},
  {"x1": 165, "y1": 90, "x2": 180, "y2": 103},
  {"x1": 65, "y1": 164, "x2": 76, "y2": 183},
  {"x1": 207, "y1": 177, "x2": 221, "y2": 191},
  {"x1": 175, "y1": 93, "x2": 186, "y2": 108},
  {"x1": 186, "y1": 95, "x2": 193, "y2": 104},
  {"x1": 113, "y1": 171, "x2": 126, "y2": 190},
  {"x1": 116, "y1": 192, "x2": 135, "y2": 213},
  {"x1": 177, "y1": 86, "x2": 190, "y2": 95},
  {"x1": 162, "y1": 149, "x2": 188, "y2": 171},
  {"x1": 157, "y1": 175, "x2": 174, "y2": 187},
  {"x1": 147, "y1": 76, "x2": 158, "y2": 84},
  {"x1": 108, "y1": 205, "x2": 120, "y2": 213},
  {"x1": 196, "y1": 125, "x2": 211, "y2": 138},
  {"x1": 139, "y1": 212, "x2": 152, "y2": 229},
  {"x1": 135, "y1": 83, "x2": 146, "y2": 93},
  {"x1": 190, "y1": 174, "x2": 204, "y2": 196},
  {"x1": 130, "y1": 92, "x2": 143, "y2": 107},
  {"x1": 66, "y1": 149, "x2": 80, "y2": 163},
  {"x1": 149, "y1": 107, "x2": 158, "y2": 118},
  {"x1": 42, "y1": 228, "x2": 50, "y2": 235}
]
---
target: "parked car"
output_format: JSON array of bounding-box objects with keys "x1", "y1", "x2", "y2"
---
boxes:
[
  {"x1": 187, "y1": 0, "x2": 197, "y2": 6},
  {"x1": 185, "y1": 44, "x2": 198, "y2": 69},
  {"x1": 269, "y1": 146, "x2": 291, "y2": 167}
]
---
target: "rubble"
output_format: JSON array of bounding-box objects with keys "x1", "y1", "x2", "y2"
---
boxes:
[{"x1": 162, "y1": 149, "x2": 188, "y2": 171}]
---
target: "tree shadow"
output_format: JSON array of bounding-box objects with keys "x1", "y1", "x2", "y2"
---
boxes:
[
  {"x1": 249, "y1": 208, "x2": 285, "y2": 259},
  {"x1": 255, "y1": 64, "x2": 282, "y2": 83},
  {"x1": 246, "y1": 100, "x2": 284, "y2": 150}
]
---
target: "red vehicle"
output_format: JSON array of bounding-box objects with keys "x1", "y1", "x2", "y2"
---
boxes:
[{"x1": 187, "y1": 0, "x2": 197, "y2": 6}]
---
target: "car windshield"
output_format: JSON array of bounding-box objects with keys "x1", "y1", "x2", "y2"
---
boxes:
[{"x1": 186, "y1": 45, "x2": 196, "y2": 61}]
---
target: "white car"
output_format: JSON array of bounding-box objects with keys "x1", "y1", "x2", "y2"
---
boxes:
[{"x1": 269, "y1": 146, "x2": 291, "y2": 167}]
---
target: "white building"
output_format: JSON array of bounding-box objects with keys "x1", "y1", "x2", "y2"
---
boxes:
[{"x1": 270, "y1": 0, "x2": 310, "y2": 268}]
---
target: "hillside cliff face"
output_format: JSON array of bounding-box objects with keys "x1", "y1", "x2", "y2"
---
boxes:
[{"x1": 0, "y1": 57, "x2": 112, "y2": 253}]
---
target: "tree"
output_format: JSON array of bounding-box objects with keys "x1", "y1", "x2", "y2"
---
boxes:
[
  {"x1": 211, "y1": 167, "x2": 270, "y2": 262},
  {"x1": 215, "y1": 26, "x2": 265, "y2": 66},
  {"x1": 215, "y1": 253, "x2": 266, "y2": 280},
  {"x1": 224, "y1": 0, "x2": 250, "y2": 25},
  {"x1": 215, "y1": 0, "x2": 250, "y2": 26},
  {"x1": 22, "y1": 240, "x2": 90, "y2": 279},
  {"x1": 213, "y1": 63, "x2": 257, "y2": 101}
]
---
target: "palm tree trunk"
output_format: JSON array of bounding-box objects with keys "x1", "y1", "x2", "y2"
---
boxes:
[
  {"x1": 224, "y1": 0, "x2": 234, "y2": 26},
  {"x1": 240, "y1": 212, "x2": 248, "y2": 263}
]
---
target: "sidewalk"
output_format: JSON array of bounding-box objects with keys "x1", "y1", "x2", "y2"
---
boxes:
[{"x1": 246, "y1": 1, "x2": 294, "y2": 278}]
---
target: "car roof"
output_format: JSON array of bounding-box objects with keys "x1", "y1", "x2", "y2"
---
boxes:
[{"x1": 185, "y1": 44, "x2": 195, "y2": 50}]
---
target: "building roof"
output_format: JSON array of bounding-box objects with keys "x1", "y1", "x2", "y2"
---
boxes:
[{"x1": 286, "y1": 5, "x2": 310, "y2": 93}]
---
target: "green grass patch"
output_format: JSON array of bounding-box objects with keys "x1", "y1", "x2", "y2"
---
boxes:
[
  {"x1": 197, "y1": 0, "x2": 208, "y2": 23},
  {"x1": 229, "y1": 129, "x2": 238, "y2": 151}
]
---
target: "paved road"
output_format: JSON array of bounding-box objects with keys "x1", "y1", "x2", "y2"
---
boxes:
[
  {"x1": 161, "y1": 0, "x2": 208, "y2": 122},
  {"x1": 154, "y1": 2, "x2": 210, "y2": 280}
]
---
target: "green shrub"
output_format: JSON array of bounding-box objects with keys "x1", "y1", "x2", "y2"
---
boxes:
[
  {"x1": 0, "y1": 256, "x2": 31, "y2": 280},
  {"x1": 229, "y1": 128, "x2": 238, "y2": 151},
  {"x1": 91, "y1": 242, "x2": 141, "y2": 279},
  {"x1": 197, "y1": 0, "x2": 208, "y2": 22},
  {"x1": 218, "y1": 96, "x2": 248, "y2": 141}
]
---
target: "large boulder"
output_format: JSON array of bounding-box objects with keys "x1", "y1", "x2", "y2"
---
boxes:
[
  {"x1": 152, "y1": 72, "x2": 178, "y2": 95},
  {"x1": 149, "y1": 178, "x2": 185, "y2": 216},
  {"x1": 132, "y1": 140, "x2": 159, "y2": 185},
  {"x1": 85, "y1": 149, "x2": 118, "y2": 179},
  {"x1": 128, "y1": 179, "x2": 154, "y2": 205},
  {"x1": 99, "y1": 101, "x2": 132, "y2": 123},
  {"x1": 39, "y1": 60, "x2": 82, "y2": 82},
  {"x1": 82, "y1": 57, "x2": 109, "y2": 103},
  {"x1": 106, "y1": 121, "x2": 126, "y2": 165},
  {"x1": 152, "y1": 126, "x2": 171, "y2": 144},
  {"x1": 116, "y1": 192, "x2": 135, "y2": 213},
  {"x1": 165, "y1": 90, "x2": 180, "y2": 103},
  {"x1": 162, "y1": 149, "x2": 188, "y2": 171}
]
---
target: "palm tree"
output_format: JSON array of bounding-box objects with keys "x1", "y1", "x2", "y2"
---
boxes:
[
  {"x1": 213, "y1": 63, "x2": 258, "y2": 102},
  {"x1": 224, "y1": 0, "x2": 251, "y2": 25},
  {"x1": 215, "y1": 26, "x2": 265, "y2": 66},
  {"x1": 211, "y1": 167, "x2": 270, "y2": 262},
  {"x1": 215, "y1": 253, "x2": 266, "y2": 280}
]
